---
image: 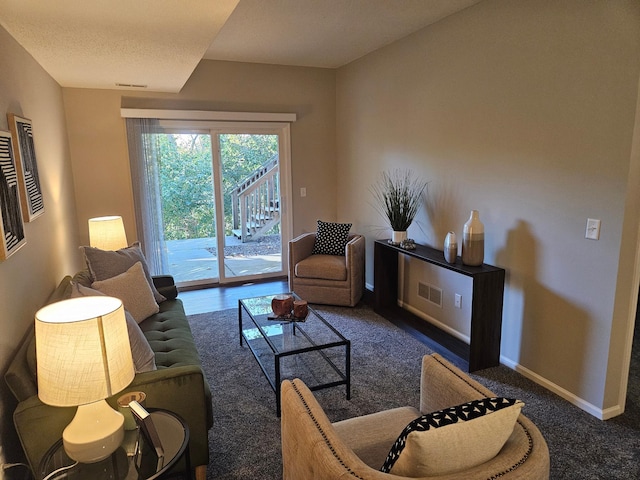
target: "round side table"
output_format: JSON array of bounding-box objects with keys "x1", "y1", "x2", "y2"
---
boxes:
[{"x1": 39, "y1": 409, "x2": 190, "y2": 480}]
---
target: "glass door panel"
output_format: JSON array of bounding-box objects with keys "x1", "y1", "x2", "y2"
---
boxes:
[
  {"x1": 156, "y1": 132, "x2": 219, "y2": 286},
  {"x1": 215, "y1": 133, "x2": 284, "y2": 282}
]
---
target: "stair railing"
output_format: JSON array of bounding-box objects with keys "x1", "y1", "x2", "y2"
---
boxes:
[{"x1": 231, "y1": 160, "x2": 280, "y2": 242}]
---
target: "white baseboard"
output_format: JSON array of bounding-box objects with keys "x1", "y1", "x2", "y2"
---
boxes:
[
  {"x1": 366, "y1": 283, "x2": 620, "y2": 420},
  {"x1": 499, "y1": 356, "x2": 619, "y2": 420}
]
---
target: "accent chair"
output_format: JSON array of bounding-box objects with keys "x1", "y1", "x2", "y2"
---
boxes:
[{"x1": 288, "y1": 232, "x2": 365, "y2": 307}]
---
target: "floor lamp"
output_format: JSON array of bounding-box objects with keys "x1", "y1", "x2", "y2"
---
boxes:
[{"x1": 35, "y1": 296, "x2": 135, "y2": 463}]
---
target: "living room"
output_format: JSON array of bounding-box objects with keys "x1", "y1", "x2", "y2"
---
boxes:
[{"x1": 0, "y1": 0, "x2": 639, "y2": 478}]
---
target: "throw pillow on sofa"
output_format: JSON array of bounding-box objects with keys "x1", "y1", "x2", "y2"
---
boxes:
[
  {"x1": 91, "y1": 262, "x2": 160, "y2": 323},
  {"x1": 381, "y1": 397, "x2": 523, "y2": 476},
  {"x1": 70, "y1": 281, "x2": 157, "y2": 373},
  {"x1": 80, "y1": 242, "x2": 166, "y2": 303},
  {"x1": 311, "y1": 220, "x2": 352, "y2": 256}
]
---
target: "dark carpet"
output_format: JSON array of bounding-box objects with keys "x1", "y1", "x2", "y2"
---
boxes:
[{"x1": 188, "y1": 304, "x2": 640, "y2": 479}]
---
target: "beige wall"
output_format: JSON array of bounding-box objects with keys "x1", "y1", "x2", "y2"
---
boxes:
[
  {"x1": 63, "y1": 60, "x2": 337, "y2": 246},
  {"x1": 0, "y1": 27, "x2": 80, "y2": 465},
  {"x1": 336, "y1": 0, "x2": 640, "y2": 415}
]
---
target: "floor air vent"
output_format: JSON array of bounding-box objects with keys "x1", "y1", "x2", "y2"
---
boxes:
[{"x1": 418, "y1": 282, "x2": 442, "y2": 307}]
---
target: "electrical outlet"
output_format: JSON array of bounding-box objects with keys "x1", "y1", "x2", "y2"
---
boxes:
[
  {"x1": 455, "y1": 293, "x2": 462, "y2": 309},
  {"x1": 300, "y1": 187, "x2": 307, "y2": 197},
  {"x1": 585, "y1": 218, "x2": 601, "y2": 240}
]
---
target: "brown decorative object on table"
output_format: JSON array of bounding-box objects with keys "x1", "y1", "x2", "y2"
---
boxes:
[
  {"x1": 293, "y1": 300, "x2": 308, "y2": 319},
  {"x1": 272, "y1": 294, "x2": 294, "y2": 317}
]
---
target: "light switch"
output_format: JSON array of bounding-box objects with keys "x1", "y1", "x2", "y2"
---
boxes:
[
  {"x1": 585, "y1": 218, "x2": 601, "y2": 240},
  {"x1": 300, "y1": 187, "x2": 307, "y2": 197}
]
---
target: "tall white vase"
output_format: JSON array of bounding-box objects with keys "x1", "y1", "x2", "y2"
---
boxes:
[{"x1": 462, "y1": 210, "x2": 484, "y2": 266}]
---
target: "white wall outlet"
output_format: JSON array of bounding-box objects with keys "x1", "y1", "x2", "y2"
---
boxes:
[
  {"x1": 585, "y1": 218, "x2": 601, "y2": 240},
  {"x1": 300, "y1": 187, "x2": 307, "y2": 197},
  {"x1": 455, "y1": 293, "x2": 462, "y2": 309}
]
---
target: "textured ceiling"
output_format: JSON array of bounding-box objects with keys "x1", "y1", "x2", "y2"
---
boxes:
[
  {"x1": 0, "y1": 0, "x2": 240, "y2": 92},
  {"x1": 204, "y1": 0, "x2": 484, "y2": 68},
  {"x1": 0, "y1": 0, "x2": 482, "y2": 93}
]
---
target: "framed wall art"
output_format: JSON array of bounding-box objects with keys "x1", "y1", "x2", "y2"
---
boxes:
[
  {"x1": 0, "y1": 130, "x2": 27, "y2": 260},
  {"x1": 8, "y1": 113, "x2": 44, "y2": 221}
]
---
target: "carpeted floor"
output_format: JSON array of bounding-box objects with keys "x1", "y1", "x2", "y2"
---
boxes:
[{"x1": 188, "y1": 304, "x2": 640, "y2": 479}]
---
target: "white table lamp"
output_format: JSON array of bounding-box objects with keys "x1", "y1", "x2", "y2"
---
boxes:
[
  {"x1": 88, "y1": 216, "x2": 128, "y2": 250},
  {"x1": 36, "y1": 296, "x2": 135, "y2": 463}
]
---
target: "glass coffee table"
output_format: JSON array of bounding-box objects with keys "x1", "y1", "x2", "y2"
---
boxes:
[{"x1": 239, "y1": 294, "x2": 351, "y2": 416}]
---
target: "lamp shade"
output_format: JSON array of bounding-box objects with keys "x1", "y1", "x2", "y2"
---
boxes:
[
  {"x1": 35, "y1": 296, "x2": 135, "y2": 463},
  {"x1": 88, "y1": 216, "x2": 128, "y2": 250},
  {"x1": 36, "y1": 296, "x2": 135, "y2": 406}
]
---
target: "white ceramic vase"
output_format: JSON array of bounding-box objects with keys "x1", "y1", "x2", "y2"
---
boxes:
[
  {"x1": 392, "y1": 231, "x2": 407, "y2": 244},
  {"x1": 444, "y1": 231, "x2": 457, "y2": 264},
  {"x1": 462, "y1": 210, "x2": 484, "y2": 266}
]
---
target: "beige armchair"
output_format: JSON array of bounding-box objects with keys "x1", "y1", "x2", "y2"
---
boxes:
[
  {"x1": 288, "y1": 233, "x2": 365, "y2": 307},
  {"x1": 281, "y1": 354, "x2": 550, "y2": 480}
]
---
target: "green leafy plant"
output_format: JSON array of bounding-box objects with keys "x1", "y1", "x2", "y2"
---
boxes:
[{"x1": 371, "y1": 169, "x2": 428, "y2": 231}]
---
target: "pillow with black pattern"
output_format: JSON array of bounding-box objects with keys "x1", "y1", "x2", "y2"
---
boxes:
[
  {"x1": 311, "y1": 220, "x2": 352, "y2": 256},
  {"x1": 381, "y1": 397, "x2": 523, "y2": 477}
]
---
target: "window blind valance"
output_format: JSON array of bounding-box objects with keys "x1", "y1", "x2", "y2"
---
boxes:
[{"x1": 120, "y1": 109, "x2": 296, "y2": 123}]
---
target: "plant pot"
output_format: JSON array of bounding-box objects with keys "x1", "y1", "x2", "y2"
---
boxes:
[{"x1": 392, "y1": 231, "x2": 407, "y2": 244}]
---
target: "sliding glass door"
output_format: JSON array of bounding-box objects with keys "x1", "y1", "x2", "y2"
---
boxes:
[{"x1": 156, "y1": 121, "x2": 292, "y2": 288}]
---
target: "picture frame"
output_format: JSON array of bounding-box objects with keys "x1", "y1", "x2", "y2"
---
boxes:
[
  {"x1": 0, "y1": 130, "x2": 27, "y2": 260},
  {"x1": 129, "y1": 400, "x2": 164, "y2": 459},
  {"x1": 8, "y1": 113, "x2": 44, "y2": 221}
]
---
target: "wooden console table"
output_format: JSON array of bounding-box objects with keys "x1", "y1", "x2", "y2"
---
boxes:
[{"x1": 374, "y1": 239, "x2": 505, "y2": 372}]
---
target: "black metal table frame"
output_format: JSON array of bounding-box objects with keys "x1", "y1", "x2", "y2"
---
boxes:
[{"x1": 239, "y1": 294, "x2": 351, "y2": 416}]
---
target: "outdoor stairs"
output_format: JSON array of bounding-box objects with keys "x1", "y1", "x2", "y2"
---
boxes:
[{"x1": 231, "y1": 156, "x2": 281, "y2": 242}]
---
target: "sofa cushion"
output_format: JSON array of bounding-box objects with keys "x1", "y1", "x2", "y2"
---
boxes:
[
  {"x1": 381, "y1": 397, "x2": 523, "y2": 476},
  {"x1": 70, "y1": 282, "x2": 157, "y2": 373},
  {"x1": 92, "y1": 262, "x2": 160, "y2": 323},
  {"x1": 295, "y1": 254, "x2": 347, "y2": 281},
  {"x1": 312, "y1": 220, "x2": 352, "y2": 256},
  {"x1": 81, "y1": 242, "x2": 166, "y2": 303},
  {"x1": 139, "y1": 299, "x2": 202, "y2": 369},
  {"x1": 4, "y1": 330, "x2": 38, "y2": 403},
  {"x1": 71, "y1": 269, "x2": 93, "y2": 288}
]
